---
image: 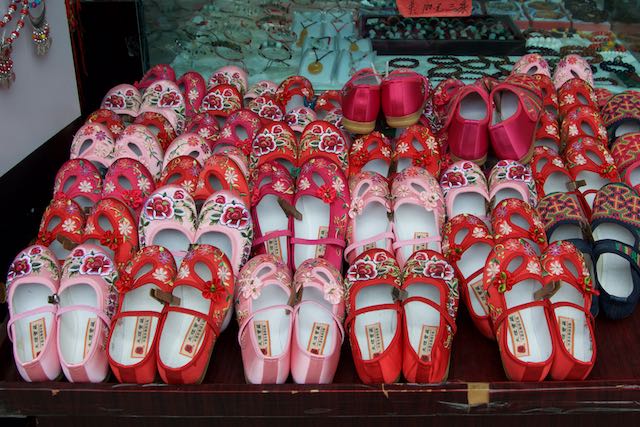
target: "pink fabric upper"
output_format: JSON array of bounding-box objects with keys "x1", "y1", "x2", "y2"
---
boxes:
[
  {"x1": 102, "y1": 84, "x2": 141, "y2": 118},
  {"x1": 162, "y1": 133, "x2": 212, "y2": 170},
  {"x1": 115, "y1": 124, "x2": 164, "y2": 181},
  {"x1": 285, "y1": 106, "x2": 318, "y2": 133},
  {"x1": 140, "y1": 80, "x2": 187, "y2": 134},
  {"x1": 70, "y1": 123, "x2": 117, "y2": 171},
  {"x1": 511, "y1": 54, "x2": 551, "y2": 77},
  {"x1": 489, "y1": 160, "x2": 538, "y2": 207},
  {"x1": 553, "y1": 55, "x2": 594, "y2": 89},
  {"x1": 208, "y1": 65, "x2": 249, "y2": 95},
  {"x1": 440, "y1": 160, "x2": 490, "y2": 220},
  {"x1": 244, "y1": 80, "x2": 278, "y2": 102}
]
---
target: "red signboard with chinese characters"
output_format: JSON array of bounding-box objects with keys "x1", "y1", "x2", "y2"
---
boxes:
[{"x1": 397, "y1": 0, "x2": 472, "y2": 17}]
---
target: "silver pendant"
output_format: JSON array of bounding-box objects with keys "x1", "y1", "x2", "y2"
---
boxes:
[
  {"x1": 0, "y1": 45, "x2": 15, "y2": 89},
  {"x1": 32, "y1": 20, "x2": 52, "y2": 56}
]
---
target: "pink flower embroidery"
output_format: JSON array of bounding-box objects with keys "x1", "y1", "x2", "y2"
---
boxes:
[
  {"x1": 80, "y1": 253, "x2": 113, "y2": 275},
  {"x1": 220, "y1": 204, "x2": 250, "y2": 229}
]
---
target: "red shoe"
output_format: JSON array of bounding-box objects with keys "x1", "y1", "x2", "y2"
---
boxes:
[
  {"x1": 489, "y1": 74, "x2": 543, "y2": 163},
  {"x1": 558, "y1": 78, "x2": 598, "y2": 119},
  {"x1": 492, "y1": 198, "x2": 548, "y2": 254},
  {"x1": 442, "y1": 81, "x2": 491, "y2": 164},
  {"x1": 341, "y1": 68, "x2": 381, "y2": 134},
  {"x1": 484, "y1": 238, "x2": 555, "y2": 381},
  {"x1": 401, "y1": 250, "x2": 459, "y2": 383},
  {"x1": 381, "y1": 70, "x2": 429, "y2": 129},
  {"x1": 560, "y1": 106, "x2": 608, "y2": 151},
  {"x1": 345, "y1": 249, "x2": 403, "y2": 384},
  {"x1": 541, "y1": 241, "x2": 597, "y2": 380}
]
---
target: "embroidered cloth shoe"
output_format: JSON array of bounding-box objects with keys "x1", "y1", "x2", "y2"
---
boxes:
[
  {"x1": 103, "y1": 158, "x2": 155, "y2": 216},
  {"x1": 492, "y1": 198, "x2": 549, "y2": 254},
  {"x1": 215, "y1": 109, "x2": 262, "y2": 156},
  {"x1": 341, "y1": 68, "x2": 381, "y2": 134},
  {"x1": 134, "y1": 111, "x2": 177, "y2": 151},
  {"x1": 70, "y1": 123, "x2": 116, "y2": 173},
  {"x1": 401, "y1": 250, "x2": 459, "y2": 383},
  {"x1": 107, "y1": 246, "x2": 177, "y2": 383},
  {"x1": 511, "y1": 54, "x2": 551, "y2": 77},
  {"x1": 236, "y1": 254, "x2": 294, "y2": 384},
  {"x1": 176, "y1": 71, "x2": 206, "y2": 118},
  {"x1": 488, "y1": 160, "x2": 538, "y2": 208},
  {"x1": 553, "y1": 55, "x2": 594, "y2": 89},
  {"x1": 57, "y1": 244, "x2": 118, "y2": 382},
  {"x1": 345, "y1": 249, "x2": 403, "y2": 384},
  {"x1": 53, "y1": 159, "x2": 103, "y2": 210},
  {"x1": 530, "y1": 146, "x2": 572, "y2": 198},
  {"x1": 298, "y1": 120, "x2": 349, "y2": 172},
  {"x1": 162, "y1": 133, "x2": 211, "y2": 171},
  {"x1": 611, "y1": 132, "x2": 640, "y2": 193},
  {"x1": 392, "y1": 124, "x2": 442, "y2": 178},
  {"x1": 102, "y1": 84, "x2": 141, "y2": 121},
  {"x1": 6, "y1": 245, "x2": 62, "y2": 382},
  {"x1": 115, "y1": 124, "x2": 165, "y2": 181},
  {"x1": 291, "y1": 258, "x2": 345, "y2": 384},
  {"x1": 440, "y1": 160, "x2": 490, "y2": 224},
  {"x1": 158, "y1": 156, "x2": 202, "y2": 199},
  {"x1": 600, "y1": 90, "x2": 640, "y2": 140},
  {"x1": 560, "y1": 106, "x2": 608, "y2": 151},
  {"x1": 349, "y1": 132, "x2": 392, "y2": 178},
  {"x1": 37, "y1": 195, "x2": 86, "y2": 262},
  {"x1": 558, "y1": 78, "x2": 598, "y2": 118}
]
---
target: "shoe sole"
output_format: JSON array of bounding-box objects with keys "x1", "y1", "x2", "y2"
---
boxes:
[
  {"x1": 385, "y1": 110, "x2": 422, "y2": 128},
  {"x1": 342, "y1": 117, "x2": 376, "y2": 134},
  {"x1": 450, "y1": 152, "x2": 488, "y2": 166}
]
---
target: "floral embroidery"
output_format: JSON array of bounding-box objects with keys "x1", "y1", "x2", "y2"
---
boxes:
[
  {"x1": 145, "y1": 194, "x2": 175, "y2": 220},
  {"x1": 347, "y1": 258, "x2": 377, "y2": 281}
]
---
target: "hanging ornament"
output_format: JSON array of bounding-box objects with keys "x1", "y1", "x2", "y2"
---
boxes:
[
  {"x1": 0, "y1": 44, "x2": 15, "y2": 88},
  {"x1": 0, "y1": 1, "x2": 28, "y2": 89},
  {"x1": 29, "y1": 0, "x2": 51, "y2": 55}
]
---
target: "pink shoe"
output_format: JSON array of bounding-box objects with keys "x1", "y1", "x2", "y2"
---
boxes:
[
  {"x1": 245, "y1": 80, "x2": 278, "y2": 103},
  {"x1": 6, "y1": 245, "x2": 62, "y2": 382},
  {"x1": 70, "y1": 123, "x2": 116, "y2": 173},
  {"x1": 140, "y1": 80, "x2": 186, "y2": 134},
  {"x1": 381, "y1": 70, "x2": 429, "y2": 129},
  {"x1": 176, "y1": 71, "x2": 206, "y2": 118},
  {"x1": 291, "y1": 258, "x2": 345, "y2": 384},
  {"x1": 102, "y1": 84, "x2": 141, "y2": 121},
  {"x1": 195, "y1": 190, "x2": 253, "y2": 275},
  {"x1": 285, "y1": 106, "x2": 317, "y2": 135},
  {"x1": 115, "y1": 124, "x2": 164, "y2": 181},
  {"x1": 134, "y1": 64, "x2": 176, "y2": 90},
  {"x1": 341, "y1": 68, "x2": 381, "y2": 134},
  {"x1": 138, "y1": 185, "x2": 198, "y2": 264},
  {"x1": 391, "y1": 167, "x2": 445, "y2": 267},
  {"x1": 103, "y1": 158, "x2": 155, "y2": 216},
  {"x1": 208, "y1": 65, "x2": 248, "y2": 95},
  {"x1": 162, "y1": 133, "x2": 211, "y2": 171},
  {"x1": 440, "y1": 160, "x2": 490, "y2": 224},
  {"x1": 442, "y1": 81, "x2": 491, "y2": 164},
  {"x1": 553, "y1": 55, "x2": 594, "y2": 90},
  {"x1": 250, "y1": 162, "x2": 295, "y2": 267},
  {"x1": 489, "y1": 160, "x2": 538, "y2": 208},
  {"x1": 53, "y1": 159, "x2": 103, "y2": 210},
  {"x1": 511, "y1": 54, "x2": 551, "y2": 77},
  {"x1": 345, "y1": 171, "x2": 394, "y2": 264},
  {"x1": 57, "y1": 244, "x2": 118, "y2": 382},
  {"x1": 236, "y1": 254, "x2": 294, "y2": 384},
  {"x1": 489, "y1": 74, "x2": 543, "y2": 163},
  {"x1": 292, "y1": 158, "x2": 350, "y2": 271}
]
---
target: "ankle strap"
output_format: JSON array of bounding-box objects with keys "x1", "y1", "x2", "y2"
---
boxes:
[
  {"x1": 291, "y1": 236, "x2": 346, "y2": 248},
  {"x1": 57, "y1": 305, "x2": 111, "y2": 328},
  {"x1": 7, "y1": 305, "x2": 57, "y2": 342},
  {"x1": 345, "y1": 302, "x2": 401, "y2": 328},
  {"x1": 237, "y1": 304, "x2": 294, "y2": 347},
  {"x1": 392, "y1": 235, "x2": 441, "y2": 250},
  {"x1": 344, "y1": 231, "x2": 394, "y2": 261},
  {"x1": 293, "y1": 300, "x2": 345, "y2": 343},
  {"x1": 253, "y1": 229, "x2": 292, "y2": 247}
]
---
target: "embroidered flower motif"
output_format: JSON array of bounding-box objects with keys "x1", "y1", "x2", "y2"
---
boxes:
[
  {"x1": 440, "y1": 171, "x2": 467, "y2": 188},
  {"x1": 152, "y1": 267, "x2": 169, "y2": 283},
  {"x1": 568, "y1": 124, "x2": 579, "y2": 137},
  {"x1": 498, "y1": 221, "x2": 513, "y2": 236},
  {"x1": 100, "y1": 231, "x2": 120, "y2": 250},
  {"x1": 239, "y1": 276, "x2": 261, "y2": 300},
  {"x1": 562, "y1": 94, "x2": 575, "y2": 106},
  {"x1": 137, "y1": 177, "x2": 151, "y2": 192},
  {"x1": 298, "y1": 177, "x2": 311, "y2": 191},
  {"x1": 253, "y1": 133, "x2": 277, "y2": 156},
  {"x1": 159, "y1": 91, "x2": 181, "y2": 107},
  {"x1": 104, "y1": 94, "x2": 125, "y2": 109},
  {"x1": 332, "y1": 177, "x2": 345, "y2": 193},
  {"x1": 220, "y1": 204, "x2": 250, "y2": 229},
  {"x1": 316, "y1": 184, "x2": 337, "y2": 203},
  {"x1": 486, "y1": 261, "x2": 500, "y2": 279},
  {"x1": 507, "y1": 164, "x2": 531, "y2": 181},
  {"x1": 7, "y1": 255, "x2": 32, "y2": 282},
  {"x1": 78, "y1": 180, "x2": 93, "y2": 193},
  {"x1": 546, "y1": 125, "x2": 558, "y2": 136},
  {"x1": 324, "y1": 280, "x2": 344, "y2": 305},
  {"x1": 115, "y1": 272, "x2": 133, "y2": 292},
  {"x1": 424, "y1": 259, "x2": 455, "y2": 281},
  {"x1": 177, "y1": 264, "x2": 190, "y2": 279},
  {"x1": 318, "y1": 131, "x2": 345, "y2": 154},
  {"x1": 349, "y1": 197, "x2": 364, "y2": 218},
  {"x1": 80, "y1": 253, "x2": 113, "y2": 275},
  {"x1": 573, "y1": 153, "x2": 587, "y2": 166},
  {"x1": 103, "y1": 181, "x2": 116, "y2": 194},
  {"x1": 552, "y1": 158, "x2": 564, "y2": 168},
  {"x1": 145, "y1": 194, "x2": 174, "y2": 220},
  {"x1": 61, "y1": 218, "x2": 77, "y2": 233},
  {"x1": 419, "y1": 191, "x2": 440, "y2": 210},
  {"x1": 347, "y1": 258, "x2": 378, "y2": 281},
  {"x1": 472, "y1": 226, "x2": 486, "y2": 239},
  {"x1": 396, "y1": 142, "x2": 409, "y2": 154},
  {"x1": 225, "y1": 168, "x2": 238, "y2": 186},
  {"x1": 181, "y1": 180, "x2": 195, "y2": 193},
  {"x1": 526, "y1": 259, "x2": 541, "y2": 275},
  {"x1": 548, "y1": 260, "x2": 564, "y2": 276},
  {"x1": 123, "y1": 189, "x2": 144, "y2": 210}
]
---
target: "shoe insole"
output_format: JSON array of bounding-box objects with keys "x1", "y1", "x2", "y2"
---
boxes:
[
  {"x1": 152, "y1": 229, "x2": 192, "y2": 265},
  {"x1": 615, "y1": 120, "x2": 640, "y2": 137},
  {"x1": 458, "y1": 243, "x2": 492, "y2": 317},
  {"x1": 294, "y1": 195, "x2": 330, "y2": 269},
  {"x1": 354, "y1": 202, "x2": 390, "y2": 257},
  {"x1": 12, "y1": 283, "x2": 55, "y2": 364},
  {"x1": 593, "y1": 222, "x2": 636, "y2": 299},
  {"x1": 575, "y1": 171, "x2": 609, "y2": 209},
  {"x1": 549, "y1": 224, "x2": 582, "y2": 242},
  {"x1": 503, "y1": 280, "x2": 553, "y2": 363},
  {"x1": 108, "y1": 284, "x2": 162, "y2": 366},
  {"x1": 286, "y1": 95, "x2": 305, "y2": 112},
  {"x1": 255, "y1": 195, "x2": 289, "y2": 265},
  {"x1": 492, "y1": 188, "x2": 524, "y2": 208},
  {"x1": 395, "y1": 203, "x2": 439, "y2": 263},
  {"x1": 58, "y1": 283, "x2": 101, "y2": 366},
  {"x1": 549, "y1": 281, "x2": 593, "y2": 363},
  {"x1": 630, "y1": 167, "x2": 640, "y2": 188},
  {"x1": 543, "y1": 172, "x2": 571, "y2": 195},
  {"x1": 354, "y1": 284, "x2": 397, "y2": 361},
  {"x1": 404, "y1": 283, "x2": 441, "y2": 362},
  {"x1": 534, "y1": 139, "x2": 558, "y2": 151},
  {"x1": 196, "y1": 231, "x2": 233, "y2": 268},
  {"x1": 451, "y1": 192, "x2": 488, "y2": 220},
  {"x1": 296, "y1": 287, "x2": 337, "y2": 357},
  {"x1": 250, "y1": 285, "x2": 292, "y2": 358},
  {"x1": 158, "y1": 285, "x2": 211, "y2": 369},
  {"x1": 492, "y1": 91, "x2": 519, "y2": 125},
  {"x1": 460, "y1": 92, "x2": 487, "y2": 120},
  {"x1": 362, "y1": 159, "x2": 390, "y2": 177}
]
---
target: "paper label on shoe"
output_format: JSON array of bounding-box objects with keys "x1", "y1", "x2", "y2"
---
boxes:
[
  {"x1": 83, "y1": 318, "x2": 98, "y2": 358},
  {"x1": 315, "y1": 226, "x2": 328, "y2": 258},
  {"x1": 29, "y1": 317, "x2": 47, "y2": 359},
  {"x1": 365, "y1": 322, "x2": 385, "y2": 359},
  {"x1": 254, "y1": 320, "x2": 271, "y2": 356},
  {"x1": 307, "y1": 322, "x2": 330, "y2": 355},
  {"x1": 417, "y1": 325, "x2": 438, "y2": 361},
  {"x1": 362, "y1": 242, "x2": 377, "y2": 251},
  {"x1": 559, "y1": 316, "x2": 575, "y2": 354},
  {"x1": 507, "y1": 312, "x2": 530, "y2": 357},
  {"x1": 266, "y1": 237, "x2": 283, "y2": 261},
  {"x1": 413, "y1": 232, "x2": 429, "y2": 252},
  {"x1": 179, "y1": 317, "x2": 206, "y2": 358},
  {"x1": 470, "y1": 279, "x2": 490, "y2": 314},
  {"x1": 130, "y1": 316, "x2": 153, "y2": 359}
]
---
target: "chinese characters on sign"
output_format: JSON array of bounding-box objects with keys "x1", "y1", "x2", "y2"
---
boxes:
[{"x1": 397, "y1": 0, "x2": 472, "y2": 17}]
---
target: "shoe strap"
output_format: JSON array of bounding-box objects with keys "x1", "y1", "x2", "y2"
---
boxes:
[
  {"x1": 56, "y1": 304, "x2": 111, "y2": 328},
  {"x1": 392, "y1": 235, "x2": 441, "y2": 251},
  {"x1": 344, "y1": 231, "x2": 395, "y2": 261},
  {"x1": 492, "y1": 300, "x2": 548, "y2": 335},
  {"x1": 293, "y1": 300, "x2": 345, "y2": 343},
  {"x1": 164, "y1": 305, "x2": 220, "y2": 338},
  {"x1": 237, "y1": 304, "x2": 294, "y2": 347},
  {"x1": 253, "y1": 229, "x2": 292, "y2": 247},
  {"x1": 345, "y1": 302, "x2": 401, "y2": 328},
  {"x1": 111, "y1": 310, "x2": 163, "y2": 324},
  {"x1": 7, "y1": 305, "x2": 57, "y2": 343},
  {"x1": 548, "y1": 300, "x2": 594, "y2": 321},
  {"x1": 291, "y1": 236, "x2": 346, "y2": 248},
  {"x1": 402, "y1": 295, "x2": 457, "y2": 334}
]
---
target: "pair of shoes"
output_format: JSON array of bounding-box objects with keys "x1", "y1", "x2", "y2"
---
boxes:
[
  {"x1": 349, "y1": 125, "x2": 442, "y2": 180},
  {"x1": 345, "y1": 248, "x2": 458, "y2": 384},
  {"x1": 341, "y1": 68, "x2": 429, "y2": 134},
  {"x1": 439, "y1": 73, "x2": 543, "y2": 164},
  {"x1": 484, "y1": 239, "x2": 597, "y2": 381},
  {"x1": 346, "y1": 167, "x2": 445, "y2": 267},
  {"x1": 107, "y1": 244, "x2": 233, "y2": 384},
  {"x1": 6, "y1": 244, "x2": 119, "y2": 382},
  {"x1": 611, "y1": 132, "x2": 640, "y2": 193},
  {"x1": 440, "y1": 160, "x2": 538, "y2": 224},
  {"x1": 38, "y1": 193, "x2": 138, "y2": 271},
  {"x1": 236, "y1": 255, "x2": 345, "y2": 384}
]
